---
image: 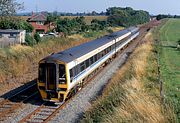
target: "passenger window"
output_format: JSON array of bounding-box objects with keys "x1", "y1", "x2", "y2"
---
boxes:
[
  {"x1": 76, "y1": 65, "x2": 80, "y2": 75},
  {"x1": 85, "y1": 59, "x2": 90, "y2": 68},
  {"x1": 70, "y1": 69, "x2": 73, "y2": 78},
  {"x1": 70, "y1": 68, "x2": 75, "y2": 82},
  {"x1": 94, "y1": 54, "x2": 98, "y2": 62},
  {"x1": 108, "y1": 46, "x2": 111, "y2": 52},
  {"x1": 90, "y1": 56, "x2": 94, "y2": 65},
  {"x1": 80, "y1": 62, "x2": 85, "y2": 72},
  {"x1": 102, "y1": 50, "x2": 105, "y2": 56}
]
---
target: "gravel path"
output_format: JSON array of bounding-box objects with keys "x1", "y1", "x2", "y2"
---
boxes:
[{"x1": 49, "y1": 39, "x2": 139, "y2": 123}]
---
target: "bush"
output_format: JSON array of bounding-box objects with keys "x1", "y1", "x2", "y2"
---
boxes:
[
  {"x1": 25, "y1": 34, "x2": 34, "y2": 46},
  {"x1": 34, "y1": 33, "x2": 41, "y2": 43},
  {"x1": 107, "y1": 29, "x2": 113, "y2": 34}
]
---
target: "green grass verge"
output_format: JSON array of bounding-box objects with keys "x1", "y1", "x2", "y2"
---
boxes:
[{"x1": 155, "y1": 18, "x2": 180, "y2": 122}]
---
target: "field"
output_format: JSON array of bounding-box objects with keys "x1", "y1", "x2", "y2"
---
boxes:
[
  {"x1": 60, "y1": 16, "x2": 107, "y2": 25},
  {"x1": 157, "y1": 19, "x2": 180, "y2": 121},
  {"x1": 20, "y1": 16, "x2": 108, "y2": 25}
]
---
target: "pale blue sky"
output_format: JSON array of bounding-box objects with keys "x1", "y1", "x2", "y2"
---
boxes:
[{"x1": 17, "y1": 0, "x2": 180, "y2": 15}]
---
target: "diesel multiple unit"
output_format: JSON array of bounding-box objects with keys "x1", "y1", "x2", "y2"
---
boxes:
[{"x1": 37, "y1": 27, "x2": 140, "y2": 102}]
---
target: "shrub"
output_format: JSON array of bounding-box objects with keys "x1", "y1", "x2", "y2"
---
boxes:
[
  {"x1": 34, "y1": 33, "x2": 41, "y2": 43},
  {"x1": 107, "y1": 29, "x2": 113, "y2": 34},
  {"x1": 25, "y1": 34, "x2": 34, "y2": 46}
]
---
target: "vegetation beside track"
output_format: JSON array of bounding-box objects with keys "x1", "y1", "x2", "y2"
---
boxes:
[
  {"x1": 81, "y1": 31, "x2": 175, "y2": 122},
  {"x1": 153, "y1": 18, "x2": 180, "y2": 122}
]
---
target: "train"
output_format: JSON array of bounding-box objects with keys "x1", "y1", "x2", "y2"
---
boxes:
[{"x1": 37, "y1": 26, "x2": 140, "y2": 102}]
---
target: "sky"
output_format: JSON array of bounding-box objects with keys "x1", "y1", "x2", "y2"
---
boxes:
[{"x1": 16, "y1": 0, "x2": 180, "y2": 15}]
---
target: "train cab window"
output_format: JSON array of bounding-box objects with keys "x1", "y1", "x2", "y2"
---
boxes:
[
  {"x1": 59, "y1": 64, "x2": 66, "y2": 84},
  {"x1": 38, "y1": 63, "x2": 46, "y2": 83}
]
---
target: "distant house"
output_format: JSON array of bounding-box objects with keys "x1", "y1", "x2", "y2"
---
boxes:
[
  {"x1": 0, "y1": 29, "x2": 26, "y2": 47},
  {"x1": 27, "y1": 12, "x2": 48, "y2": 34}
]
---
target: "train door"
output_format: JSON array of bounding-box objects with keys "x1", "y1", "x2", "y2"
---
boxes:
[{"x1": 46, "y1": 63, "x2": 57, "y2": 91}]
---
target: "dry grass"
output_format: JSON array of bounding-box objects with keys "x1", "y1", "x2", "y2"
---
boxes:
[
  {"x1": 0, "y1": 37, "x2": 90, "y2": 84},
  {"x1": 108, "y1": 27, "x2": 124, "y2": 32},
  {"x1": 81, "y1": 32, "x2": 174, "y2": 123},
  {"x1": 104, "y1": 41, "x2": 165, "y2": 123}
]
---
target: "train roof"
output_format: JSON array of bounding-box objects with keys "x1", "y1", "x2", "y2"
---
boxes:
[{"x1": 42, "y1": 27, "x2": 138, "y2": 63}]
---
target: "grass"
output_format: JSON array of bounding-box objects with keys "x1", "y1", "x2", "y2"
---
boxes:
[
  {"x1": 81, "y1": 32, "x2": 174, "y2": 122},
  {"x1": 154, "y1": 18, "x2": 180, "y2": 122}
]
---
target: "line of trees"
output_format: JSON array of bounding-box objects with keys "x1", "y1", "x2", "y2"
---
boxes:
[
  {"x1": 106, "y1": 7, "x2": 150, "y2": 27},
  {"x1": 55, "y1": 17, "x2": 108, "y2": 36},
  {"x1": 156, "y1": 14, "x2": 180, "y2": 20}
]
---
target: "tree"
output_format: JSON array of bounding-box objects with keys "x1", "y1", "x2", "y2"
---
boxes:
[
  {"x1": 107, "y1": 7, "x2": 150, "y2": 27},
  {"x1": 0, "y1": 0, "x2": 24, "y2": 16},
  {"x1": 91, "y1": 19, "x2": 108, "y2": 31},
  {"x1": 19, "y1": 20, "x2": 33, "y2": 32},
  {"x1": 25, "y1": 34, "x2": 34, "y2": 46},
  {"x1": 55, "y1": 17, "x2": 87, "y2": 35},
  {"x1": 46, "y1": 13, "x2": 58, "y2": 30},
  {"x1": 0, "y1": 18, "x2": 33, "y2": 32}
]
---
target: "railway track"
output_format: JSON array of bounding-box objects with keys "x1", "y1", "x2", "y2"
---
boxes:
[
  {"x1": 19, "y1": 63, "x2": 105, "y2": 123},
  {"x1": 19, "y1": 102, "x2": 65, "y2": 123},
  {"x1": 0, "y1": 83, "x2": 39, "y2": 121}
]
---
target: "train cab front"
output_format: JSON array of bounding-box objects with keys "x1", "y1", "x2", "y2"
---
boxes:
[{"x1": 37, "y1": 61, "x2": 68, "y2": 102}]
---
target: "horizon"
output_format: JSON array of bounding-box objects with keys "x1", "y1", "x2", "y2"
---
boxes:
[{"x1": 16, "y1": 0, "x2": 180, "y2": 15}]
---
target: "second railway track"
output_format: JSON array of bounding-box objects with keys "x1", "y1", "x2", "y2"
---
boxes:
[{"x1": 0, "y1": 83, "x2": 39, "y2": 121}]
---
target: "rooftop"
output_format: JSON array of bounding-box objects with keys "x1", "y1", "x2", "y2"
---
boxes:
[
  {"x1": 27, "y1": 12, "x2": 47, "y2": 22},
  {"x1": 0, "y1": 29, "x2": 25, "y2": 33}
]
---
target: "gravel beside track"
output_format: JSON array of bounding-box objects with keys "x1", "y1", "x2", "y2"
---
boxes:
[{"x1": 3, "y1": 103, "x2": 38, "y2": 123}]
